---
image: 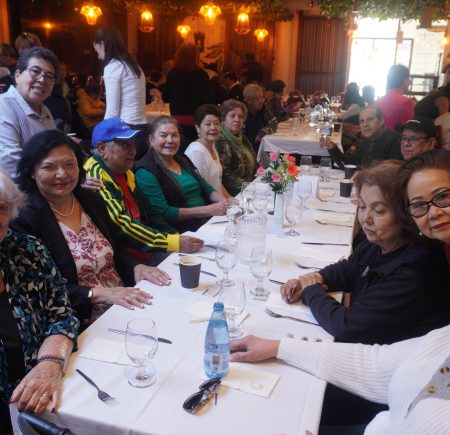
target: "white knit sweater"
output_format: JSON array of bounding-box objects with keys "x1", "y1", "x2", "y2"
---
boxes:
[{"x1": 278, "y1": 325, "x2": 450, "y2": 434}]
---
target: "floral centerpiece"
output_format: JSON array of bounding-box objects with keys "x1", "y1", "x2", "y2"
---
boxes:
[{"x1": 256, "y1": 152, "x2": 300, "y2": 193}]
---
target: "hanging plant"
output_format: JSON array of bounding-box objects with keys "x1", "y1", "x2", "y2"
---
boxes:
[{"x1": 317, "y1": 0, "x2": 448, "y2": 21}]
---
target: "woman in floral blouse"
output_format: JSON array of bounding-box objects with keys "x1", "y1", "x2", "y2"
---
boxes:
[
  {"x1": 12, "y1": 129, "x2": 172, "y2": 325},
  {"x1": 0, "y1": 169, "x2": 78, "y2": 432}
]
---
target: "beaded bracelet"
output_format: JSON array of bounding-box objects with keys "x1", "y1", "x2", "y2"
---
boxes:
[{"x1": 37, "y1": 355, "x2": 66, "y2": 373}]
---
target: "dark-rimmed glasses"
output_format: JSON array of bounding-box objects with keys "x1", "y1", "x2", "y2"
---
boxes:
[
  {"x1": 25, "y1": 66, "x2": 56, "y2": 83},
  {"x1": 182, "y1": 377, "x2": 221, "y2": 414},
  {"x1": 400, "y1": 136, "x2": 429, "y2": 146},
  {"x1": 407, "y1": 189, "x2": 450, "y2": 218}
]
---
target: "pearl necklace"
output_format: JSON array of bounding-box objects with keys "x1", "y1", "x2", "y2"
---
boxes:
[{"x1": 50, "y1": 194, "x2": 76, "y2": 217}]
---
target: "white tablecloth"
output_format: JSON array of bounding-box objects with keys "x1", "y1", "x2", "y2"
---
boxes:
[
  {"x1": 12, "y1": 175, "x2": 356, "y2": 435},
  {"x1": 257, "y1": 121, "x2": 341, "y2": 165}
]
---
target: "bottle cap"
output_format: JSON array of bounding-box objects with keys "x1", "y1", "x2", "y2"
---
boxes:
[{"x1": 213, "y1": 302, "x2": 224, "y2": 311}]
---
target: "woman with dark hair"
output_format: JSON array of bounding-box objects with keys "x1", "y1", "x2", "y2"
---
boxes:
[
  {"x1": 12, "y1": 130, "x2": 171, "y2": 324},
  {"x1": 162, "y1": 43, "x2": 211, "y2": 149},
  {"x1": 185, "y1": 104, "x2": 231, "y2": 197},
  {"x1": 339, "y1": 86, "x2": 365, "y2": 120},
  {"x1": 399, "y1": 149, "x2": 450, "y2": 264},
  {"x1": 135, "y1": 116, "x2": 228, "y2": 233},
  {"x1": 93, "y1": 26, "x2": 148, "y2": 158},
  {"x1": 266, "y1": 80, "x2": 290, "y2": 122},
  {"x1": 215, "y1": 99, "x2": 257, "y2": 196}
]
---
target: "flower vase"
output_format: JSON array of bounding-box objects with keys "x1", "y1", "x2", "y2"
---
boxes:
[{"x1": 273, "y1": 193, "x2": 284, "y2": 226}]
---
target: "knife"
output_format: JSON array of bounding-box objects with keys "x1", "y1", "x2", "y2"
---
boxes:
[
  {"x1": 315, "y1": 208, "x2": 354, "y2": 215},
  {"x1": 269, "y1": 279, "x2": 285, "y2": 285},
  {"x1": 108, "y1": 328, "x2": 172, "y2": 344},
  {"x1": 301, "y1": 242, "x2": 350, "y2": 246},
  {"x1": 173, "y1": 263, "x2": 217, "y2": 277}
]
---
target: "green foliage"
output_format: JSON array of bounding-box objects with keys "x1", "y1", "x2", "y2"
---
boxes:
[{"x1": 317, "y1": 0, "x2": 448, "y2": 21}]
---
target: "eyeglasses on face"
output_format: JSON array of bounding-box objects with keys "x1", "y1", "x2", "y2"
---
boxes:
[
  {"x1": 25, "y1": 66, "x2": 56, "y2": 83},
  {"x1": 407, "y1": 189, "x2": 450, "y2": 218},
  {"x1": 182, "y1": 377, "x2": 221, "y2": 414},
  {"x1": 400, "y1": 136, "x2": 428, "y2": 146}
]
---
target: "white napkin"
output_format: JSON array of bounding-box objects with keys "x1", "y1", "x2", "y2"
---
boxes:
[
  {"x1": 319, "y1": 191, "x2": 352, "y2": 204},
  {"x1": 310, "y1": 199, "x2": 356, "y2": 214},
  {"x1": 293, "y1": 246, "x2": 343, "y2": 269},
  {"x1": 201, "y1": 363, "x2": 279, "y2": 398},
  {"x1": 78, "y1": 338, "x2": 131, "y2": 365},
  {"x1": 314, "y1": 212, "x2": 353, "y2": 227},
  {"x1": 185, "y1": 300, "x2": 249, "y2": 326},
  {"x1": 265, "y1": 292, "x2": 342, "y2": 325}
]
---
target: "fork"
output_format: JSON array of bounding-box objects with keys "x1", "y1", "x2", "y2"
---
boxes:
[
  {"x1": 295, "y1": 262, "x2": 319, "y2": 270},
  {"x1": 264, "y1": 308, "x2": 317, "y2": 325},
  {"x1": 76, "y1": 369, "x2": 116, "y2": 404}
]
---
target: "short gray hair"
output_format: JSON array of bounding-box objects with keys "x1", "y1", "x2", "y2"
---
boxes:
[
  {"x1": 0, "y1": 169, "x2": 25, "y2": 220},
  {"x1": 243, "y1": 83, "x2": 263, "y2": 101}
]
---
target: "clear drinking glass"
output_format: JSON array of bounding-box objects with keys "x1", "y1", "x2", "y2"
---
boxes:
[
  {"x1": 125, "y1": 318, "x2": 158, "y2": 388},
  {"x1": 252, "y1": 191, "x2": 269, "y2": 215},
  {"x1": 250, "y1": 247, "x2": 273, "y2": 300},
  {"x1": 285, "y1": 198, "x2": 302, "y2": 236},
  {"x1": 320, "y1": 157, "x2": 332, "y2": 182},
  {"x1": 300, "y1": 155, "x2": 312, "y2": 175},
  {"x1": 291, "y1": 117, "x2": 301, "y2": 135},
  {"x1": 219, "y1": 281, "x2": 246, "y2": 338},
  {"x1": 240, "y1": 182, "x2": 255, "y2": 213},
  {"x1": 226, "y1": 204, "x2": 244, "y2": 239},
  {"x1": 297, "y1": 179, "x2": 312, "y2": 210},
  {"x1": 215, "y1": 240, "x2": 237, "y2": 287}
]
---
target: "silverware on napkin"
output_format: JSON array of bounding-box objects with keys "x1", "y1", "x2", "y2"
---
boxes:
[
  {"x1": 108, "y1": 328, "x2": 172, "y2": 344},
  {"x1": 173, "y1": 263, "x2": 217, "y2": 277}
]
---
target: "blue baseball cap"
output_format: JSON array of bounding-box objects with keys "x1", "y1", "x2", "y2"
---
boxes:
[{"x1": 92, "y1": 117, "x2": 141, "y2": 148}]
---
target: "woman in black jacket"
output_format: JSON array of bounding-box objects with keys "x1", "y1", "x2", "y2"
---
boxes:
[{"x1": 12, "y1": 130, "x2": 171, "y2": 324}]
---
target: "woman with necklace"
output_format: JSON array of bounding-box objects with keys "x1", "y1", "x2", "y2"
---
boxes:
[{"x1": 12, "y1": 130, "x2": 171, "y2": 325}]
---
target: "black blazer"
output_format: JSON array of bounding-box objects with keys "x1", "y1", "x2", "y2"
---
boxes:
[{"x1": 11, "y1": 188, "x2": 139, "y2": 321}]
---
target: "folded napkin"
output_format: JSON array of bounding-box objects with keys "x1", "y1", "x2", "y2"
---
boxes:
[
  {"x1": 310, "y1": 199, "x2": 356, "y2": 214},
  {"x1": 314, "y1": 212, "x2": 354, "y2": 227},
  {"x1": 265, "y1": 292, "x2": 342, "y2": 325},
  {"x1": 318, "y1": 191, "x2": 353, "y2": 204},
  {"x1": 201, "y1": 363, "x2": 279, "y2": 398},
  {"x1": 292, "y1": 246, "x2": 343, "y2": 269},
  {"x1": 185, "y1": 300, "x2": 249, "y2": 326},
  {"x1": 78, "y1": 338, "x2": 131, "y2": 365}
]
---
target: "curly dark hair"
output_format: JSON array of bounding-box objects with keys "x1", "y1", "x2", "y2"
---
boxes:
[
  {"x1": 15, "y1": 46, "x2": 60, "y2": 81},
  {"x1": 194, "y1": 104, "x2": 221, "y2": 126}
]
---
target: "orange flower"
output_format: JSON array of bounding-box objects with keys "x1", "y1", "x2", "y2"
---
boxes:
[
  {"x1": 287, "y1": 164, "x2": 299, "y2": 177},
  {"x1": 285, "y1": 154, "x2": 296, "y2": 163}
]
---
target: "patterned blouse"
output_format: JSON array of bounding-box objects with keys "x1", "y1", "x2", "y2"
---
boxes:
[
  {"x1": 59, "y1": 212, "x2": 123, "y2": 288},
  {"x1": 0, "y1": 232, "x2": 79, "y2": 404}
]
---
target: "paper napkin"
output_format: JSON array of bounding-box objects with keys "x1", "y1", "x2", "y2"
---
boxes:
[
  {"x1": 78, "y1": 338, "x2": 131, "y2": 365},
  {"x1": 313, "y1": 212, "x2": 354, "y2": 227}
]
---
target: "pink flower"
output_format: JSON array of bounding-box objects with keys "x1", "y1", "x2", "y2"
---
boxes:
[
  {"x1": 271, "y1": 173, "x2": 282, "y2": 182},
  {"x1": 269, "y1": 152, "x2": 279, "y2": 162},
  {"x1": 256, "y1": 166, "x2": 266, "y2": 176}
]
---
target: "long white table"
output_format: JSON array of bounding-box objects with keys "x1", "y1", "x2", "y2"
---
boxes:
[
  {"x1": 257, "y1": 121, "x2": 342, "y2": 165},
  {"x1": 12, "y1": 174, "x2": 356, "y2": 435}
]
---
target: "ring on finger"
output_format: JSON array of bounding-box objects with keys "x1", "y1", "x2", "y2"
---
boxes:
[{"x1": 41, "y1": 391, "x2": 50, "y2": 401}]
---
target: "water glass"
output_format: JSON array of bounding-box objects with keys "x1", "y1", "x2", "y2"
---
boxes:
[
  {"x1": 291, "y1": 117, "x2": 301, "y2": 135},
  {"x1": 240, "y1": 182, "x2": 255, "y2": 213},
  {"x1": 320, "y1": 157, "x2": 332, "y2": 182},
  {"x1": 252, "y1": 191, "x2": 269, "y2": 215},
  {"x1": 300, "y1": 155, "x2": 312, "y2": 175},
  {"x1": 285, "y1": 198, "x2": 302, "y2": 236},
  {"x1": 215, "y1": 240, "x2": 237, "y2": 286},
  {"x1": 219, "y1": 281, "x2": 246, "y2": 338},
  {"x1": 250, "y1": 247, "x2": 273, "y2": 300},
  {"x1": 297, "y1": 179, "x2": 312, "y2": 210},
  {"x1": 125, "y1": 318, "x2": 158, "y2": 388},
  {"x1": 226, "y1": 204, "x2": 244, "y2": 239}
]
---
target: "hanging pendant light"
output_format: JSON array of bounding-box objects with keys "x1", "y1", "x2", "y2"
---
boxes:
[
  {"x1": 80, "y1": 4, "x2": 102, "y2": 25},
  {"x1": 140, "y1": 9, "x2": 155, "y2": 33},
  {"x1": 235, "y1": 13, "x2": 250, "y2": 35},
  {"x1": 199, "y1": 3, "x2": 222, "y2": 26},
  {"x1": 177, "y1": 25, "x2": 191, "y2": 39},
  {"x1": 254, "y1": 28, "x2": 269, "y2": 42}
]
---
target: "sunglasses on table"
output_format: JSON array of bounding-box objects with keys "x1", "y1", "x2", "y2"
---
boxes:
[
  {"x1": 407, "y1": 189, "x2": 450, "y2": 218},
  {"x1": 182, "y1": 377, "x2": 221, "y2": 414}
]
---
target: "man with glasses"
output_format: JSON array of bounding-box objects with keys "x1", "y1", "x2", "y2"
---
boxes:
[
  {"x1": 400, "y1": 117, "x2": 437, "y2": 160},
  {"x1": 243, "y1": 83, "x2": 277, "y2": 153},
  {"x1": 0, "y1": 46, "x2": 58, "y2": 177}
]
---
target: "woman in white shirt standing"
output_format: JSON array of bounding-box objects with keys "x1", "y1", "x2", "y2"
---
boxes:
[
  {"x1": 185, "y1": 104, "x2": 231, "y2": 198},
  {"x1": 93, "y1": 26, "x2": 148, "y2": 158}
]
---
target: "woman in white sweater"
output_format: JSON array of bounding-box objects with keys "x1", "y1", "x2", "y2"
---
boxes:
[{"x1": 93, "y1": 26, "x2": 148, "y2": 158}]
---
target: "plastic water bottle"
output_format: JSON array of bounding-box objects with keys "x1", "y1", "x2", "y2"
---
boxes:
[{"x1": 204, "y1": 302, "x2": 230, "y2": 378}]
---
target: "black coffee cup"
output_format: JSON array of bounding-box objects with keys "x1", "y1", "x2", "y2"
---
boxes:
[
  {"x1": 340, "y1": 180, "x2": 353, "y2": 197},
  {"x1": 344, "y1": 164, "x2": 357, "y2": 179},
  {"x1": 179, "y1": 256, "x2": 201, "y2": 288}
]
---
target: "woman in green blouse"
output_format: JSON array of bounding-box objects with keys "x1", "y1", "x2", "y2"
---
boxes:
[
  {"x1": 135, "y1": 116, "x2": 228, "y2": 233},
  {"x1": 215, "y1": 99, "x2": 257, "y2": 196}
]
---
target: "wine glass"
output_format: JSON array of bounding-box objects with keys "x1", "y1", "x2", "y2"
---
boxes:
[
  {"x1": 125, "y1": 318, "x2": 158, "y2": 388},
  {"x1": 300, "y1": 155, "x2": 312, "y2": 175},
  {"x1": 219, "y1": 281, "x2": 246, "y2": 338},
  {"x1": 226, "y1": 204, "x2": 244, "y2": 239},
  {"x1": 297, "y1": 179, "x2": 312, "y2": 210},
  {"x1": 291, "y1": 117, "x2": 301, "y2": 135},
  {"x1": 240, "y1": 182, "x2": 255, "y2": 213},
  {"x1": 215, "y1": 240, "x2": 237, "y2": 287},
  {"x1": 250, "y1": 247, "x2": 273, "y2": 300},
  {"x1": 299, "y1": 109, "x2": 306, "y2": 124},
  {"x1": 285, "y1": 198, "x2": 302, "y2": 236},
  {"x1": 320, "y1": 157, "x2": 332, "y2": 182},
  {"x1": 252, "y1": 191, "x2": 269, "y2": 215}
]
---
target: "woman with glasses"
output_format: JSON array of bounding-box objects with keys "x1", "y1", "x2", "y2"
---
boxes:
[
  {"x1": 93, "y1": 26, "x2": 148, "y2": 159},
  {"x1": 399, "y1": 148, "x2": 450, "y2": 264}
]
